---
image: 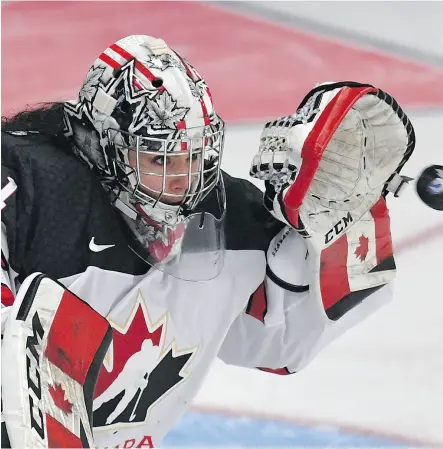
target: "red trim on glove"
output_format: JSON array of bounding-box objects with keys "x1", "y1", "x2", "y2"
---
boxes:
[
  {"x1": 320, "y1": 234, "x2": 351, "y2": 312},
  {"x1": 371, "y1": 197, "x2": 394, "y2": 264},
  {"x1": 284, "y1": 86, "x2": 378, "y2": 224}
]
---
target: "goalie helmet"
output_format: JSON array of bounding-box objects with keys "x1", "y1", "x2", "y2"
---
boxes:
[{"x1": 63, "y1": 35, "x2": 226, "y2": 280}]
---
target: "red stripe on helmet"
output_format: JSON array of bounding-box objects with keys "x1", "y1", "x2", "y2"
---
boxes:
[
  {"x1": 98, "y1": 53, "x2": 144, "y2": 91},
  {"x1": 174, "y1": 52, "x2": 210, "y2": 124},
  {"x1": 99, "y1": 52, "x2": 120, "y2": 69},
  {"x1": 111, "y1": 44, "x2": 165, "y2": 93}
]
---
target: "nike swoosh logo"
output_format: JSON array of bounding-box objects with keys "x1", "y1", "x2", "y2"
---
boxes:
[{"x1": 89, "y1": 237, "x2": 115, "y2": 253}]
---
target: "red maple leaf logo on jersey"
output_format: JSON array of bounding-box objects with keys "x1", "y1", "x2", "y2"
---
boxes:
[
  {"x1": 49, "y1": 383, "x2": 73, "y2": 415},
  {"x1": 94, "y1": 304, "x2": 163, "y2": 398},
  {"x1": 355, "y1": 235, "x2": 369, "y2": 261},
  {"x1": 92, "y1": 299, "x2": 195, "y2": 428}
]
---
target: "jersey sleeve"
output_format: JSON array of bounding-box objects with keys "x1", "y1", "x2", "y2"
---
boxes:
[{"x1": 218, "y1": 226, "x2": 394, "y2": 374}]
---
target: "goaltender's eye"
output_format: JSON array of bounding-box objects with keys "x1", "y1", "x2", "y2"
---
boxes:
[{"x1": 152, "y1": 155, "x2": 171, "y2": 166}]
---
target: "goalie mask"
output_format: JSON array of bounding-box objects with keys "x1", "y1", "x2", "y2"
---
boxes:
[{"x1": 63, "y1": 35, "x2": 226, "y2": 280}]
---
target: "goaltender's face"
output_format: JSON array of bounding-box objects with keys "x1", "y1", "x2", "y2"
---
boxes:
[{"x1": 128, "y1": 149, "x2": 200, "y2": 205}]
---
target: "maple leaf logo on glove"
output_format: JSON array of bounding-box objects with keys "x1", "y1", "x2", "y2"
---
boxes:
[
  {"x1": 355, "y1": 235, "x2": 369, "y2": 261},
  {"x1": 49, "y1": 383, "x2": 73, "y2": 415}
]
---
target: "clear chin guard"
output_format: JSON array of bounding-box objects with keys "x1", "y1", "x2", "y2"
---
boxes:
[{"x1": 125, "y1": 180, "x2": 226, "y2": 282}]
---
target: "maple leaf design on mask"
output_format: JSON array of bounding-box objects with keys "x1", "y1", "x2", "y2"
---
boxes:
[
  {"x1": 146, "y1": 91, "x2": 189, "y2": 129},
  {"x1": 188, "y1": 79, "x2": 209, "y2": 99},
  {"x1": 49, "y1": 383, "x2": 73, "y2": 415},
  {"x1": 143, "y1": 53, "x2": 185, "y2": 73},
  {"x1": 355, "y1": 235, "x2": 369, "y2": 262},
  {"x1": 79, "y1": 66, "x2": 105, "y2": 102}
]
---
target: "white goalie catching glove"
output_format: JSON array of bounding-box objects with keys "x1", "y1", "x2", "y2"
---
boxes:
[
  {"x1": 2, "y1": 273, "x2": 112, "y2": 448},
  {"x1": 251, "y1": 81, "x2": 415, "y2": 319}
]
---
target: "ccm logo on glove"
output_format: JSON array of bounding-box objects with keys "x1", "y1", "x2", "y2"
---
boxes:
[{"x1": 324, "y1": 212, "x2": 353, "y2": 244}]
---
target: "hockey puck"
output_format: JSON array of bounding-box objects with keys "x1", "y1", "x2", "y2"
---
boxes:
[{"x1": 416, "y1": 165, "x2": 443, "y2": 211}]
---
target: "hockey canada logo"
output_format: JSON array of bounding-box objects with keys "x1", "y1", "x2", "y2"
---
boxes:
[{"x1": 92, "y1": 293, "x2": 196, "y2": 428}]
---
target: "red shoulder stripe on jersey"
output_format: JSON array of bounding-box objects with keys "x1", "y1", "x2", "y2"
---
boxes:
[{"x1": 246, "y1": 282, "x2": 267, "y2": 324}]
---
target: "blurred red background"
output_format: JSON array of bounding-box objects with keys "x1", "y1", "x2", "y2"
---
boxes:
[{"x1": 3, "y1": 1, "x2": 443, "y2": 122}]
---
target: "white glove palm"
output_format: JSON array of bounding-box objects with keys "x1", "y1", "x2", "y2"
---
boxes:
[{"x1": 251, "y1": 82, "x2": 415, "y2": 319}]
